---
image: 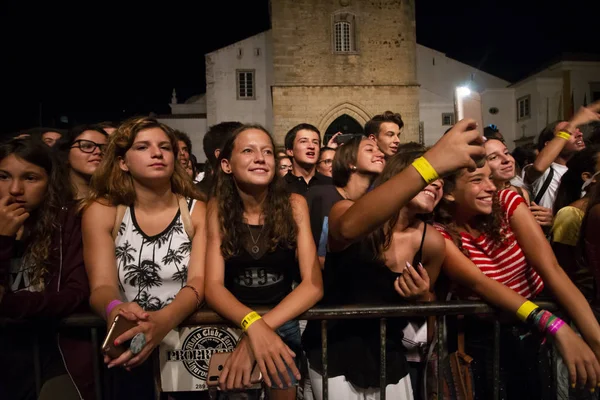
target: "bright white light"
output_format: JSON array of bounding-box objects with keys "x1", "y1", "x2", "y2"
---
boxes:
[{"x1": 456, "y1": 86, "x2": 471, "y2": 97}]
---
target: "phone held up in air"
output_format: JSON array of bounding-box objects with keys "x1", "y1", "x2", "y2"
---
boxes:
[
  {"x1": 101, "y1": 314, "x2": 137, "y2": 359},
  {"x1": 335, "y1": 133, "x2": 362, "y2": 145},
  {"x1": 207, "y1": 352, "x2": 263, "y2": 387},
  {"x1": 454, "y1": 87, "x2": 486, "y2": 168}
]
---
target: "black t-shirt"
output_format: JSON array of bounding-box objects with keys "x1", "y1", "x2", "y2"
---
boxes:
[
  {"x1": 284, "y1": 171, "x2": 333, "y2": 196},
  {"x1": 306, "y1": 185, "x2": 344, "y2": 255},
  {"x1": 302, "y1": 240, "x2": 410, "y2": 388},
  {"x1": 224, "y1": 224, "x2": 298, "y2": 305}
]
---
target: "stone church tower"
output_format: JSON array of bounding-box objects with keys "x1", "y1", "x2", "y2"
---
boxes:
[{"x1": 270, "y1": 0, "x2": 419, "y2": 144}]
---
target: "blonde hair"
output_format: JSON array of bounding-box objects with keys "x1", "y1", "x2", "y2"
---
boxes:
[{"x1": 87, "y1": 116, "x2": 202, "y2": 206}]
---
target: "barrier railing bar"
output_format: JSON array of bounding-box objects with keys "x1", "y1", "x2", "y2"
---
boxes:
[
  {"x1": 53, "y1": 300, "x2": 559, "y2": 328},
  {"x1": 380, "y1": 318, "x2": 387, "y2": 399},
  {"x1": 33, "y1": 335, "x2": 41, "y2": 397},
  {"x1": 4, "y1": 300, "x2": 559, "y2": 400},
  {"x1": 321, "y1": 319, "x2": 328, "y2": 400},
  {"x1": 91, "y1": 327, "x2": 102, "y2": 400},
  {"x1": 437, "y1": 315, "x2": 443, "y2": 399},
  {"x1": 493, "y1": 320, "x2": 500, "y2": 400}
]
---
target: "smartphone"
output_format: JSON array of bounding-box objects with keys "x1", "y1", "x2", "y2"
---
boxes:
[
  {"x1": 101, "y1": 314, "x2": 137, "y2": 359},
  {"x1": 335, "y1": 133, "x2": 361, "y2": 145},
  {"x1": 454, "y1": 87, "x2": 487, "y2": 167},
  {"x1": 206, "y1": 352, "x2": 262, "y2": 387}
]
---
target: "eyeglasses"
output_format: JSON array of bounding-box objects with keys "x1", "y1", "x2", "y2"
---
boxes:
[
  {"x1": 279, "y1": 165, "x2": 293, "y2": 171},
  {"x1": 71, "y1": 139, "x2": 106, "y2": 154},
  {"x1": 318, "y1": 159, "x2": 334, "y2": 166}
]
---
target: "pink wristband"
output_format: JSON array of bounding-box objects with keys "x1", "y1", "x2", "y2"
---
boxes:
[
  {"x1": 547, "y1": 318, "x2": 565, "y2": 336},
  {"x1": 106, "y1": 300, "x2": 123, "y2": 317}
]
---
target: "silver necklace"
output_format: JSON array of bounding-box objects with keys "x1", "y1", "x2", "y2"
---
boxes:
[{"x1": 246, "y1": 223, "x2": 264, "y2": 254}]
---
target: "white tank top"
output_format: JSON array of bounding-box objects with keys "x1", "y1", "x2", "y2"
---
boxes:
[{"x1": 114, "y1": 199, "x2": 196, "y2": 311}]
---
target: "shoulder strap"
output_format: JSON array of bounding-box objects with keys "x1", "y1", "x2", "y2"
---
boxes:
[
  {"x1": 533, "y1": 166, "x2": 555, "y2": 205},
  {"x1": 413, "y1": 222, "x2": 428, "y2": 266},
  {"x1": 111, "y1": 205, "x2": 127, "y2": 241},
  {"x1": 178, "y1": 196, "x2": 195, "y2": 240}
]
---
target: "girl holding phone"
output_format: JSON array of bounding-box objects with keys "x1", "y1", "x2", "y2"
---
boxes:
[{"x1": 204, "y1": 124, "x2": 323, "y2": 400}]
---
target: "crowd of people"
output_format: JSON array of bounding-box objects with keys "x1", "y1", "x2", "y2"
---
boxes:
[{"x1": 1, "y1": 103, "x2": 600, "y2": 400}]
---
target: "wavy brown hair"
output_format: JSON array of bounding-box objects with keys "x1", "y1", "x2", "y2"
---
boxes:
[
  {"x1": 368, "y1": 143, "x2": 429, "y2": 261},
  {"x1": 0, "y1": 138, "x2": 72, "y2": 286},
  {"x1": 87, "y1": 116, "x2": 201, "y2": 206},
  {"x1": 433, "y1": 165, "x2": 506, "y2": 255},
  {"x1": 214, "y1": 124, "x2": 296, "y2": 259}
]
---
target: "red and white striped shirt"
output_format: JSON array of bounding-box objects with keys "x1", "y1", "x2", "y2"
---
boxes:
[{"x1": 436, "y1": 189, "x2": 545, "y2": 299}]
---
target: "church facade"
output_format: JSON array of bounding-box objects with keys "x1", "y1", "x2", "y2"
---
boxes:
[
  {"x1": 195, "y1": 0, "x2": 600, "y2": 151},
  {"x1": 207, "y1": 0, "x2": 420, "y2": 145}
]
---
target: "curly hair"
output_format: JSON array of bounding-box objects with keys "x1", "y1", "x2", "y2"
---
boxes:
[
  {"x1": 214, "y1": 124, "x2": 297, "y2": 259},
  {"x1": 433, "y1": 167, "x2": 506, "y2": 255},
  {"x1": 0, "y1": 138, "x2": 72, "y2": 286},
  {"x1": 368, "y1": 143, "x2": 428, "y2": 261},
  {"x1": 87, "y1": 116, "x2": 202, "y2": 206}
]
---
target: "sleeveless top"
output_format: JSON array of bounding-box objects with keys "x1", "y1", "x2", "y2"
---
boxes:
[
  {"x1": 224, "y1": 224, "x2": 298, "y2": 305},
  {"x1": 115, "y1": 199, "x2": 196, "y2": 311},
  {"x1": 302, "y1": 222, "x2": 428, "y2": 388}
]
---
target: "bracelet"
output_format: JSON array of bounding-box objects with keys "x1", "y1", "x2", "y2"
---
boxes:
[
  {"x1": 412, "y1": 157, "x2": 440, "y2": 184},
  {"x1": 240, "y1": 311, "x2": 262, "y2": 332},
  {"x1": 547, "y1": 318, "x2": 566, "y2": 336},
  {"x1": 106, "y1": 299, "x2": 123, "y2": 317},
  {"x1": 516, "y1": 300, "x2": 539, "y2": 322},
  {"x1": 555, "y1": 131, "x2": 571, "y2": 140},
  {"x1": 182, "y1": 285, "x2": 202, "y2": 309}
]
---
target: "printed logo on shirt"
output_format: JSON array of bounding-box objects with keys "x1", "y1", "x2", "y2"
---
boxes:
[
  {"x1": 234, "y1": 268, "x2": 283, "y2": 288},
  {"x1": 166, "y1": 326, "x2": 237, "y2": 381},
  {"x1": 9, "y1": 258, "x2": 42, "y2": 293}
]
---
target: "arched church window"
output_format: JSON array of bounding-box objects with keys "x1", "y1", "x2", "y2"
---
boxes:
[{"x1": 332, "y1": 12, "x2": 357, "y2": 53}]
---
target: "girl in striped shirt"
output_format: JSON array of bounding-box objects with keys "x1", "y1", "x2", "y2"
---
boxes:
[{"x1": 435, "y1": 160, "x2": 600, "y2": 399}]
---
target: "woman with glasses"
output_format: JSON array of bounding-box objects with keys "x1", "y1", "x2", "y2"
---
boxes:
[
  {"x1": 57, "y1": 125, "x2": 108, "y2": 201},
  {"x1": 277, "y1": 155, "x2": 293, "y2": 177},
  {"x1": 316, "y1": 147, "x2": 335, "y2": 178}
]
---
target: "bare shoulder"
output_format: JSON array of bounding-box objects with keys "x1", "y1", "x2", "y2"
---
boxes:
[
  {"x1": 329, "y1": 199, "x2": 354, "y2": 220},
  {"x1": 289, "y1": 193, "x2": 308, "y2": 209},
  {"x1": 82, "y1": 200, "x2": 118, "y2": 231},
  {"x1": 191, "y1": 200, "x2": 207, "y2": 223},
  {"x1": 424, "y1": 223, "x2": 446, "y2": 253}
]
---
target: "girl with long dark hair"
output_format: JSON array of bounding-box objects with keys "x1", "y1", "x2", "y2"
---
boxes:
[
  {"x1": 302, "y1": 120, "x2": 484, "y2": 399},
  {"x1": 204, "y1": 124, "x2": 323, "y2": 400},
  {"x1": 0, "y1": 138, "x2": 93, "y2": 399},
  {"x1": 435, "y1": 153, "x2": 600, "y2": 398}
]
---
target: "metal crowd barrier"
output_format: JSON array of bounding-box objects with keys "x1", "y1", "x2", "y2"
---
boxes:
[{"x1": 26, "y1": 300, "x2": 559, "y2": 400}]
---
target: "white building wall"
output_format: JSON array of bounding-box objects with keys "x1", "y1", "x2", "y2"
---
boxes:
[
  {"x1": 205, "y1": 32, "x2": 272, "y2": 131},
  {"x1": 417, "y1": 45, "x2": 510, "y2": 146},
  {"x1": 567, "y1": 63, "x2": 600, "y2": 109},
  {"x1": 481, "y1": 88, "x2": 517, "y2": 148},
  {"x1": 156, "y1": 118, "x2": 208, "y2": 162}
]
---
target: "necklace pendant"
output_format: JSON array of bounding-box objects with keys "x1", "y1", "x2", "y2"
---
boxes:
[{"x1": 251, "y1": 245, "x2": 260, "y2": 254}]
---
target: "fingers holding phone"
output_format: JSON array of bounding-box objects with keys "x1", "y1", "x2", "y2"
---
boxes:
[{"x1": 425, "y1": 119, "x2": 486, "y2": 176}]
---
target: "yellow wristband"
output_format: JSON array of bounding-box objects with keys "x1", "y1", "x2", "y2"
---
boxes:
[
  {"x1": 516, "y1": 300, "x2": 539, "y2": 322},
  {"x1": 555, "y1": 131, "x2": 571, "y2": 140},
  {"x1": 412, "y1": 156, "x2": 440, "y2": 184},
  {"x1": 240, "y1": 311, "x2": 262, "y2": 332}
]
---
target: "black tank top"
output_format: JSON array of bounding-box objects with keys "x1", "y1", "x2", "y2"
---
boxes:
[
  {"x1": 224, "y1": 224, "x2": 298, "y2": 305},
  {"x1": 303, "y1": 221, "x2": 428, "y2": 388}
]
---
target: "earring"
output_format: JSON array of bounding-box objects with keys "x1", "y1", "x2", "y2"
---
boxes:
[{"x1": 351, "y1": 166, "x2": 357, "y2": 171}]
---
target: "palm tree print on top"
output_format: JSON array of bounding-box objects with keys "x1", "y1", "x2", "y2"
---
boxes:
[{"x1": 114, "y1": 200, "x2": 196, "y2": 311}]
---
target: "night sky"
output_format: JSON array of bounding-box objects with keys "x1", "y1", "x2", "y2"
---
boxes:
[{"x1": 1, "y1": 0, "x2": 598, "y2": 137}]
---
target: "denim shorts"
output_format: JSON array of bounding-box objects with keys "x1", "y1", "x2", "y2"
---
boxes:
[{"x1": 268, "y1": 319, "x2": 301, "y2": 389}]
